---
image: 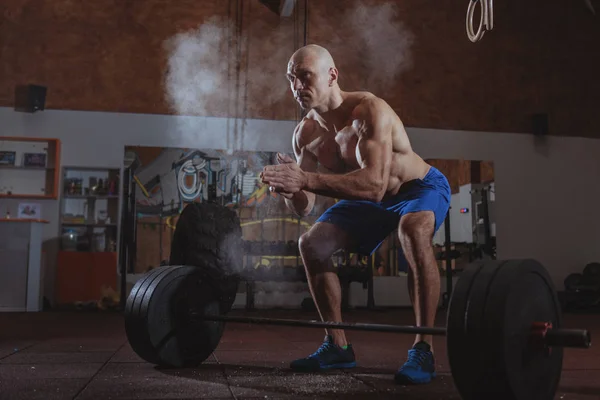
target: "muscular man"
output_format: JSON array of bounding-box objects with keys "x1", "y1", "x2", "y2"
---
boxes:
[{"x1": 260, "y1": 44, "x2": 450, "y2": 385}]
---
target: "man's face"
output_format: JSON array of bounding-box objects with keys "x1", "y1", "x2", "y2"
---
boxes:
[{"x1": 286, "y1": 57, "x2": 330, "y2": 110}]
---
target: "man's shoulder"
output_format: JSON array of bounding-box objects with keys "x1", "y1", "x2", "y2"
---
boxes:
[
  {"x1": 350, "y1": 92, "x2": 394, "y2": 120},
  {"x1": 350, "y1": 93, "x2": 399, "y2": 126},
  {"x1": 293, "y1": 113, "x2": 321, "y2": 147},
  {"x1": 296, "y1": 113, "x2": 321, "y2": 134}
]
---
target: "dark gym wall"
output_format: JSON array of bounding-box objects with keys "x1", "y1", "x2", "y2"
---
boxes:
[
  {"x1": 1, "y1": 0, "x2": 599, "y2": 137},
  {"x1": 426, "y1": 160, "x2": 494, "y2": 195}
]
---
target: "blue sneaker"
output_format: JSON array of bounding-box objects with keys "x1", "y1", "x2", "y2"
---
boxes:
[
  {"x1": 290, "y1": 335, "x2": 357, "y2": 372},
  {"x1": 394, "y1": 341, "x2": 436, "y2": 384}
]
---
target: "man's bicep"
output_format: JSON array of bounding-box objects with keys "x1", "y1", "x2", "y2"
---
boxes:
[
  {"x1": 355, "y1": 100, "x2": 393, "y2": 179},
  {"x1": 293, "y1": 118, "x2": 319, "y2": 173},
  {"x1": 358, "y1": 136, "x2": 391, "y2": 172}
]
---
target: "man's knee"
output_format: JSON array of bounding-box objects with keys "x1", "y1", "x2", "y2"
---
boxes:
[
  {"x1": 299, "y1": 231, "x2": 334, "y2": 264},
  {"x1": 399, "y1": 211, "x2": 435, "y2": 248},
  {"x1": 299, "y1": 223, "x2": 350, "y2": 266}
]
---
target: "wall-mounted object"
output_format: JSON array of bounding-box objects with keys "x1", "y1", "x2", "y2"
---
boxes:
[
  {"x1": 0, "y1": 137, "x2": 61, "y2": 199},
  {"x1": 23, "y1": 153, "x2": 47, "y2": 168},
  {"x1": 532, "y1": 113, "x2": 549, "y2": 137},
  {"x1": 0, "y1": 151, "x2": 16, "y2": 166},
  {"x1": 17, "y1": 202, "x2": 41, "y2": 219},
  {"x1": 14, "y1": 84, "x2": 47, "y2": 113}
]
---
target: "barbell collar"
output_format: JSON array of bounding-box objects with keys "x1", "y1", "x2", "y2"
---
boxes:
[{"x1": 544, "y1": 328, "x2": 592, "y2": 349}]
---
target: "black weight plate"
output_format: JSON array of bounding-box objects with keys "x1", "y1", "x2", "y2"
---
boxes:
[
  {"x1": 124, "y1": 266, "x2": 178, "y2": 365},
  {"x1": 485, "y1": 259, "x2": 563, "y2": 400},
  {"x1": 582, "y1": 262, "x2": 600, "y2": 285},
  {"x1": 448, "y1": 259, "x2": 563, "y2": 400},
  {"x1": 446, "y1": 260, "x2": 504, "y2": 400},
  {"x1": 147, "y1": 266, "x2": 224, "y2": 367},
  {"x1": 129, "y1": 266, "x2": 183, "y2": 364},
  {"x1": 564, "y1": 273, "x2": 583, "y2": 291},
  {"x1": 124, "y1": 265, "x2": 225, "y2": 368}
]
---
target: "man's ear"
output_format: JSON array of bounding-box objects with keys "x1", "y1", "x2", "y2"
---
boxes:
[{"x1": 328, "y1": 67, "x2": 339, "y2": 86}]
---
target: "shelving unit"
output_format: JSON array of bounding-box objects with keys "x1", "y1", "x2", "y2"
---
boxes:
[
  {"x1": 0, "y1": 137, "x2": 61, "y2": 199},
  {"x1": 55, "y1": 166, "x2": 121, "y2": 305},
  {"x1": 59, "y1": 166, "x2": 120, "y2": 252}
]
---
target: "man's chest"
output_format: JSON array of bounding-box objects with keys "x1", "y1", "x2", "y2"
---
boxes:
[{"x1": 306, "y1": 122, "x2": 362, "y2": 173}]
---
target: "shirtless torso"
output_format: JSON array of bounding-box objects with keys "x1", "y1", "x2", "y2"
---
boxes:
[{"x1": 293, "y1": 91, "x2": 431, "y2": 202}]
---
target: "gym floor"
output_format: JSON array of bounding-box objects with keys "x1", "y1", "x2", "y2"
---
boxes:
[{"x1": 0, "y1": 309, "x2": 598, "y2": 400}]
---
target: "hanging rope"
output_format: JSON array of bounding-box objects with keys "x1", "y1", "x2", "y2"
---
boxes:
[
  {"x1": 293, "y1": 0, "x2": 309, "y2": 123},
  {"x1": 293, "y1": 0, "x2": 300, "y2": 123},
  {"x1": 227, "y1": 0, "x2": 234, "y2": 152},
  {"x1": 301, "y1": 0, "x2": 309, "y2": 120},
  {"x1": 466, "y1": 0, "x2": 494, "y2": 43},
  {"x1": 240, "y1": 0, "x2": 251, "y2": 152},
  {"x1": 233, "y1": 0, "x2": 244, "y2": 152},
  {"x1": 303, "y1": 0, "x2": 308, "y2": 46}
]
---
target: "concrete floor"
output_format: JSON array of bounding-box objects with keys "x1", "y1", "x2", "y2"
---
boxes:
[{"x1": 0, "y1": 308, "x2": 598, "y2": 399}]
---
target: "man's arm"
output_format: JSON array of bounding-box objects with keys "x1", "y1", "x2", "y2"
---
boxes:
[
  {"x1": 284, "y1": 119, "x2": 318, "y2": 217},
  {"x1": 303, "y1": 98, "x2": 393, "y2": 202}
]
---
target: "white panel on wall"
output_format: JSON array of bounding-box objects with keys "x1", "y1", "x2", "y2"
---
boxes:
[{"x1": 2, "y1": 107, "x2": 600, "y2": 304}]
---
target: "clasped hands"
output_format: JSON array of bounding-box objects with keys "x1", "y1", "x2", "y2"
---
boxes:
[{"x1": 260, "y1": 153, "x2": 306, "y2": 199}]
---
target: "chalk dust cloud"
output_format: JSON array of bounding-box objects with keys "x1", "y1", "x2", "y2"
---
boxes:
[{"x1": 163, "y1": 1, "x2": 415, "y2": 147}]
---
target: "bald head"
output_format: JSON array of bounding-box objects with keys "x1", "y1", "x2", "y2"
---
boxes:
[{"x1": 289, "y1": 44, "x2": 336, "y2": 72}]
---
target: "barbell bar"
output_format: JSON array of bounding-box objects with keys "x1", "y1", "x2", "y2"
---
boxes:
[{"x1": 197, "y1": 313, "x2": 591, "y2": 349}]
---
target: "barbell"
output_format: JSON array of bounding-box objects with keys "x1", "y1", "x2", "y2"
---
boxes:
[
  {"x1": 124, "y1": 258, "x2": 591, "y2": 400},
  {"x1": 124, "y1": 202, "x2": 591, "y2": 399}
]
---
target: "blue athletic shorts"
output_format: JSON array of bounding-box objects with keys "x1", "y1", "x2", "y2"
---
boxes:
[{"x1": 316, "y1": 166, "x2": 451, "y2": 256}]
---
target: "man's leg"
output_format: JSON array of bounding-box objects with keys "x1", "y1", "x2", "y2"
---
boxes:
[
  {"x1": 395, "y1": 211, "x2": 440, "y2": 384},
  {"x1": 299, "y1": 222, "x2": 355, "y2": 347},
  {"x1": 400, "y1": 211, "x2": 439, "y2": 349},
  {"x1": 290, "y1": 198, "x2": 398, "y2": 372},
  {"x1": 289, "y1": 221, "x2": 358, "y2": 371}
]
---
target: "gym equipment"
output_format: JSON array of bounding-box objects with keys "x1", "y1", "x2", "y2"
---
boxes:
[
  {"x1": 447, "y1": 259, "x2": 570, "y2": 400},
  {"x1": 123, "y1": 201, "x2": 591, "y2": 399},
  {"x1": 124, "y1": 265, "x2": 225, "y2": 367},
  {"x1": 561, "y1": 263, "x2": 600, "y2": 312},
  {"x1": 125, "y1": 258, "x2": 591, "y2": 400},
  {"x1": 564, "y1": 272, "x2": 584, "y2": 292},
  {"x1": 583, "y1": 262, "x2": 600, "y2": 286},
  {"x1": 466, "y1": 0, "x2": 494, "y2": 43}
]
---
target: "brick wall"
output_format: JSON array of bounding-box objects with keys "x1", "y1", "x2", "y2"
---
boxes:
[{"x1": 2, "y1": 0, "x2": 598, "y2": 137}]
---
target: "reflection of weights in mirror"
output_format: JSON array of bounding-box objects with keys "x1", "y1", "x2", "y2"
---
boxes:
[
  {"x1": 583, "y1": 262, "x2": 600, "y2": 286},
  {"x1": 470, "y1": 183, "x2": 496, "y2": 261},
  {"x1": 561, "y1": 263, "x2": 600, "y2": 312},
  {"x1": 564, "y1": 273, "x2": 584, "y2": 292}
]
